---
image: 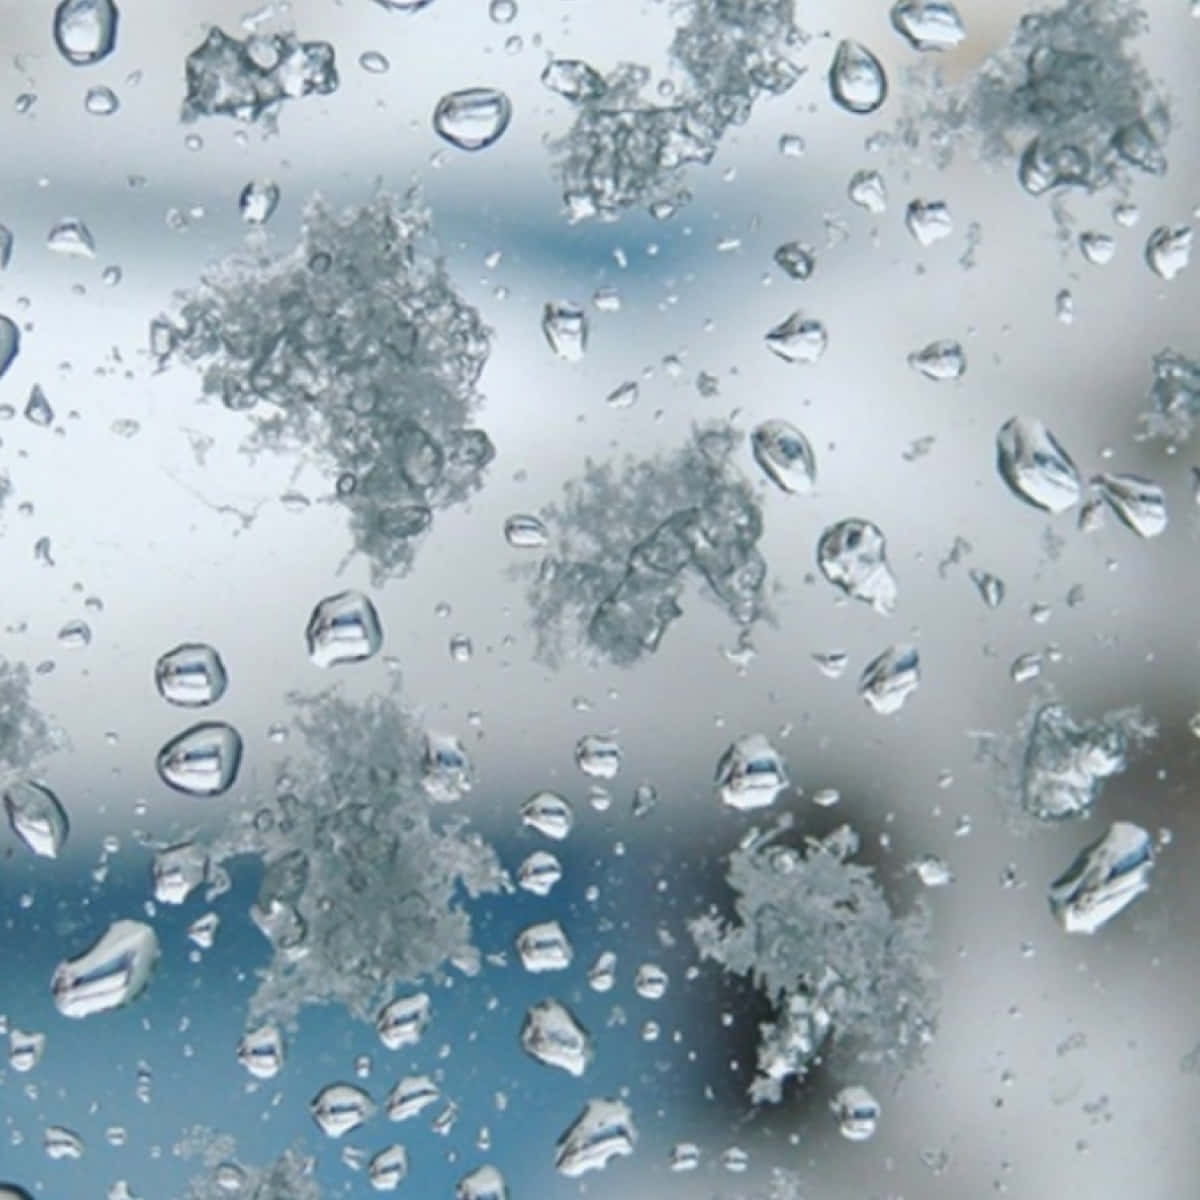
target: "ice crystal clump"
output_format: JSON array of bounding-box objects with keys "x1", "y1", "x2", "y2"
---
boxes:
[
  {"x1": 550, "y1": 0, "x2": 806, "y2": 220},
  {"x1": 909, "y1": 0, "x2": 1168, "y2": 198},
  {"x1": 181, "y1": 27, "x2": 338, "y2": 126},
  {"x1": 520, "y1": 424, "x2": 770, "y2": 666},
  {"x1": 204, "y1": 686, "x2": 506, "y2": 1026},
  {"x1": 691, "y1": 815, "x2": 935, "y2": 1103},
  {"x1": 158, "y1": 192, "x2": 494, "y2": 583},
  {"x1": 177, "y1": 1130, "x2": 320, "y2": 1200},
  {"x1": 1141, "y1": 349, "x2": 1200, "y2": 442}
]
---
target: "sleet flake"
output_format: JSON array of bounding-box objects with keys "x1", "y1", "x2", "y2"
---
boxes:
[
  {"x1": 158, "y1": 192, "x2": 493, "y2": 583},
  {"x1": 691, "y1": 816, "x2": 935, "y2": 1102}
]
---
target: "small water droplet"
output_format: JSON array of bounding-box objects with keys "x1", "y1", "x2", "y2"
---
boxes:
[
  {"x1": 54, "y1": 0, "x2": 118, "y2": 65},
  {"x1": 368, "y1": 1145, "x2": 408, "y2": 1191},
  {"x1": 606, "y1": 380, "x2": 638, "y2": 409},
  {"x1": 43, "y1": 1126, "x2": 85, "y2": 1160},
  {"x1": 714, "y1": 734, "x2": 789, "y2": 810},
  {"x1": 634, "y1": 963, "x2": 668, "y2": 1000},
  {"x1": 386, "y1": 1074, "x2": 439, "y2": 1121},
  {"x1": 1078, "y1": 231, "x2": 1115, "y2": 265},
  {"x1": 84, "y1": 85, "x2": 119, "y2": 115},
  {"x1": 829, "y1": 40, "x2": 887, "y2": 114},
  {"x1": 817, "y1": 518, "x2": 897, "y2": 613},
  {"x1": 858, "y1": 643, "x2": 921, "y2": 714},
  {"x1": 238, "y1": 180, "x2": 280, "y2": 224},
  {"x1": 575, "y1": 733, "x2": 621, "y2": 779},
  {"x1": 542, "y1": 301, "x2": 588, "y2": 360},
  {"x1": 555, "y1": 1098, "x2": 637, "y2": 1177},
  {"x1": 831, "y1": 1084, "x2": 880, "y2": 1140},
  {"x1": 504, "y1": 513, "x2": 549, "y2": 548},
  {"x1": 376, "y1": 993, "x2": 432, "y2": 1050},
  {"x1": 432, "y1": 87, "x2": 512, "y2": 150},
  {"x1": 155, "y1": 722, "x2": 243, "y2": 796},
  {"x1": 773, "y1": 241, "x2": 815, "y2": 280},
  {"x1": 359, "y1": 50, "x2": 390, "y2": 74},
  {"x1": 1056, "y1": 289, "x2": 1074, "y2": 324},
  {"x1": 456, "y1": 1164, "x2": 508, "y2": 1200},
  {"x1": 5, "y1": 782, "x2": 69, "y2": 859},
  {"x1": 155, "y1": 643, "x2": 228, "y2": 706},
  {"x1": 890, "y1": 1, "x2": 965, "y2": 51},
  {"x1": 306, "y1": 591, "x2": 382, "y2": 668},
  {"x1": 908, "y1": 339, "x2": 965, "y2": 380},
  {"x1": 516, "y1": 920, "x2": 573, "y2": 972},
  {"x1": 517, "y1": 849, "x2": 562, "y2": 896},
  {"x1": 969, "y1": 568, "x2": 1005, "y2": 608},
  {"x1": 911, "y1": 854, "x2": 953, "y2": 887},
  {"x1": 765, "y1": 311, "x2": 827, "y2": 364},
  {"x1": 1145, "y1": 225, "x2": 1192, "y2": 280},
  {"x1": 521, "y1": 790, "x2": 573, "y2": 839},
  {"x1": 46, "y1": 218, "x2": 95, "y2": 258},
  {"x1": 152, "y1": 842, "x2": 208, "y2": 904},
  {"x1": 751, "y1": 420, "x2": 816, "y2": 494},
  {"x1": 0, "y1": 317, "x2": 18, "y2": 380},
  {"x1": 310, "y1": 1082, "x2": 373, "y2": 1138},
  {"x1": 51, "y1": 919, "x2": 159, "y2": 1019},
  {"x1": 906, "y1": 199, "x2": 953, "y2": 247},
  {"x1": 848, "y1": 168, "x2": 887, "y2": 213},
  {"x1": 587, "y1": 950, "x2": 616, "y2": 992},
  {"x1": 24, "y1": 386, "x2": 54, "y2": 427},
  {"x1": 237, "y1": 1024, "x2": 285, "y2": 1079}
]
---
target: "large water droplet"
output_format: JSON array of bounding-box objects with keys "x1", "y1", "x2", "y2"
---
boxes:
[
  {"x1": 817, "y1": 518, "x2": 897, "y2": 613},
  {"x1": 306, "y1": 590, "x2": 383, "y2": 668},
  {"x1": 376, "y1": 993, "x2": 432, "y2": 1050},
  {"x1": 504, "y1": 513, "x2": 549, "y2": 548},
  {"x1": 751, "y1": 420, "x2": 816, "y2": 494},
  {"x1": 555, "y1": 1098, "x2": 637, "y2": 1177},
  {"x1": 541, "y1": 60, "x2": 606, "y2": 101},
  {"x1": 433, "y1": 87, "x2": 512, "y2": 150},
  {"x1": 714, "y1": 734, "x2": 789, "y2": 810},
  {"x1": 890, "y1": 1, "x2": 965, "y2": 51},
  {"x1": 456, "y1": 1165, "x2": 508, "y2": 1200},
  {"x1": 0, "y1": 316, "x2": 21, "y2": 379},
  {"x1": 831, "y1": 1084, "x2": 880, "y2": 1140},
  {"x1": 995, "y1": 417, "x2": 1080, "y2": 513},
  {"x1": 765, "y1": 312, "x2": 827, "y2": 364},
  {"x1": 520, "y1": 998, "x2": 593, "y2": 1076},
  {"x1": 46, "y1": 217, "x2": 95, "y2": 257},
  {"x1": 1049, "y1": 821, "x2": 1154, "y2": 934},
  {"x1": 237, "y1": 1024, "x2": 285, "y2": 1079},
  {"x1": 155, "y1": 643, "x2": 228, "y2": 706},
  {"x1": 239, "y1": 180, "x2": 280, "y2": 224},
  {"x1": 858, "y1": 644, "x2": 921, "y2": 714},
  {"x1": 53, "y1": 0, "x2": 118, "y2": 65},
  {"x1": 1145, "y1": 225, "x2": 1192, "y2": 280},
  {"x1": 51, "y1": 919, "x2": 160, "y2": 1019},
  {"x1": 155, "y1": 722, "x2": 243, "y2": 796},
  {"x1": 5, "y1": 781, "x2": 69, "y2": 858},
  {"x1": 1092, "y1": 473, "x2": 1167, "y2": 538},
  {"x1": 829, "y1": 40, "x2": 887, "y2": 114},
  {"x1": 310, "y1": 1082, "x2": 374, "y2": 1138},
  {"x1": 520, "y1": 791, "x2": 573, "y2": 840},
  {"x1": 542, "y1": 301, "x2": 588, "y2": 361},
  {"x1": 907, "y1": 339, "x2": 965, "y2": 380},
  {"x1": 516, "y1": 920, "x2": 573, "y2": 972}
]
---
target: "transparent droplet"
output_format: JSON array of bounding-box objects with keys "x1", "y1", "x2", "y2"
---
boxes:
[
  {"x1": 432, "y1": 87, "x2": 512, "y2": 150},
  {"x1": 890, "y1": 1, "x2": 965, "y2": 50},
  {"x1": 456, "y1": 1164, "x2": 508, "y2": 1200},
  {"x1": 8, "y1": 1028, "x2": 45, "y2": 1073},
  {"x1": 848, "y1": 168, "x2": 887, "y2": 213},
  {"x1": 520, "y1": 998, "x2": 593, "y2": 1075},
  {"x1": 1145, "y1": 225, "x2": 1192, "y2": 280},
  {"x1": 764, "y1": 312, "x2": 827, "y2": 364},
  {"x1": 376, "y1": 993, "x2": 431, "y2": 1051},
  {"x1": 155, "y1": 643, "x2": 228, "y2": 706},
  {"x1": 43, "y1": 1126, "x2": 85, "y2": 1160},
  {"x1": 542, "y1": 300, "x2": 588, "y2": 361},
  {"x1": 310, "y1": 1082, "x2": 374, "y2": 1139},
  {"x1": 905, "y1": 199, "x2": 953, "y2": 247},
  {"x1": 555, "y1": 1098, "x2": 637, "y2": 1177},
  {"x1": 51, "y1": 919, "x2": 160, "y2": 1019},
  {"x1": 634, "y1": 963, "x2": 668, "y2": 1000},
  {"x1": 773, "y1": 242, "x2": 815, "y2": 280},
  {"x1": 386, "y1": 1074, "x2": 440, "y2": 1122},
  {"x1": 1049, "y1": 821, "x2": 1154, "y2": 934},
  {"x1": 1078, "y1": 231, "x2": 1115, "y2": 265},
  {"x1": 368, "y1": 1144, "x2": 408, "y2": 1191},
  {"x1": 0, "y1": 316, "x2": 18, "y2": 379},
  {"x1": 907, "y1": 339, "x2": 965, "y2": 380},
  {"x1": 239, "y1": 180, "x2": 280, "y2": 224},
  {"x1": 5, "y1": 781, "x2": 69, "y2": 858},
  {"x1": 832, "y1": 1084, "x2": 880, "y2": 1140},
  {"x1": 515, "y1": 920, "x2": 573, "y2": 972},
  {"x1": 53, "y1": 0, "x2": 118, "y2": 65},
  {"x1": 24, "y1": 385, "x2": 54, "y2": 427},
  {"x1": 504, "y1": 513, "x2": 549, "y2": 548},
  {"x1": 1092, "y1": 473, "x2": 1167, "y2": 538},
  {"x1": 541, "y1": 60, "x2": 606, "y2": 101},
  {"x1": 84, "y1": 85, "x2": 119, "y2": 115},
  {"x1": 575, "y1": 733, "x2": 621, "y2": 779},
  {"x1": 858, "y1": 643, "x2": 921, "y2": 714},
  {"x1": 817, "y1": 518, "x2": 897, "y2": 613},
  {"x1": 155, "y1": 722, "x2": 243, "y2": 797},
  {"x1": 995, "y1": 417, "x2": 1080, "y2": 513},
  {"x1": 306, "y1": 590, "x2": 383, "y2": 668},
  {"x1": 517, "y1": 849, "x2": 562, "y2": 896},
  {"x1": 714, "y1": 734, "x2": 789, "y2": 810},
  {"x1": 829, "y1": 40, "x2": 887, "y2": 114},
  {"x1": 237, "y1": 1024, "x2": 285, "y2": 1079},
  {"x1": 520, "y1": 791, "x2": 573, "y2": 840},
  {"x1": 359, "y1": 51, "x2": 390, "y2": 74},
  {"x1": 969, "y1": 568, "x2": 1005, "y2": 609},
  {"x1": 152, "y1": 842, "x2": 208, "y2": 904},
  {"x1": 46, "y1": 218, "x2": 95, "y2": 257}
]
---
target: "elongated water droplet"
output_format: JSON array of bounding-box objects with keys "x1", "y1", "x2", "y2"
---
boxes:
[
  {"x1": 155, "y1": 643, "x2": 228, "y2": 706},
  {"x1": 456, "y1": 1165, "x2": 508, "y2": 1200},
  {"x1": 555, "y1": 1098, "x2": 637, "y2": 1177},
  {"x1": 588, "y1": 950, "x2": 616, "y2": 992},
  {"x1": 237, "y1": 1024, "x2": 285, "y2": 1078},
  {"x1": 239, "y1": 180, "x2": 280, "y2": 224},
  {"x1": 1049, "y1": 821, "x2": 1153, "y2": 934},
  {"x1": 817, "y1": 518, "x2": 897, "y2": 613},
  {"x1": 0, "y1": 316, "x2": 20, "y2": 379},
  {"x1": 829, "y1": 40, "x2": 887, "y2": 114},
  {"x1": 51, "y1": 919, "x2": 160, "y2": 1019},
  {"x1": 359, "y1": 50, "x2": 389, "y2": 73},
  {"x1": 858, "y1": 643, "x2": 920, "y2": 714},
  {"x1": 832, "y1": 1084, "x2": 880, "y2": 1140},
  {"x1": 890, "y1": 1, "x2": 965, "y2": 51},
  {"x1": 575, "y1": 733, "x2": 620, "y2": 779},
  {"x1": 1145, "y1": 225, "x2": 1192, "y2": 280},
  {"x1": 516, "y1": 920, "x2": 573, "y2": 972},
  {"x1": 155, "y1": 722, "x2": 243, "y2": 796},
  {"x1": 995, "y1": 417, "x2": 1080, "y2": 513},
  {"x1": 1092, "y1": 473, "x2": 1167, "y2": 538},
  {"x1": 773, "y1": 242, "x2": 814, "y2": 280},
  {"x1": 433, "y1": 87, "x2": 511, "y2": 150},
  {"x1": 504, "y1": 513, "x2": 548, "y2": 548},
  {"x1": 368, "y1": 1145, "x2": 408, "y2": 1191},
  {"x1": 46, "y1": 218, "x2": 94, "y2": 257},
  {"x1": 376, "y1": 993, "x2": 431, "y2": 1050},
  {"x1": 765, "y1": 312, "x2": 827, "y2": 364},
  {"x1": 5, "y1": 781, "x2": 69, "y2": 858},
  {"x1": 751, "y1": 419, "x2": 816, "y2": 495},
  {"x1": 541, "y1": 60, "x2": 606, "y2": 101},
  {"x1": 848, "y1": 168, "x2": 887, "y2": 213},
  {"x1": 905, "y1": 199, "x2": 953, "y2": 247},
  {"x1": 53, "y1": 0, "x2": 118, "y2": 65},
  {"x1": 714, "y1": 734, "x2": 788, "y2": 810},
  {"x1": 542, "y1": 300, "x2": 588, "y2": 360},
  {"x1": 907, "y1": 339, "x2": 965, "y2": 380},
  {"x1": 306, "y1": 590, "x2": 382, "y2": 668},
  {"x1": 520, "y1": 998, "x2": 593, "y2": 1075},
  {"x1": 310, "y1": 1082, "x2": 374, "y2": 1138},
  {"x1": 521, "y1": 790, "x2": 573, "y2": 839},
  {"x1": 387, "y1": 1075, "x2": 440, "y2": 1121}
]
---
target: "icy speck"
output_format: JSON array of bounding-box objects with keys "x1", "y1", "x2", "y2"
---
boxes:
[
  {"x1": 995, "y1": 416, "x2": 1080, "y2": 513},
  {"x1": 891, "y1": 1, "x2": 965, "y2": 51},
  {"x1": 542, "y1": 301, "x2": 588, "y2": 361},
  {"x1": 555, "y1": 1098, "x2": 637, "y2": 1177},
  {"x1": 51, "y1": 919, "x2": 160, "y2": 1019},
  {"x1": 53, "y1": 0, "x2": 118, "y2": 65},
  {"x1": 858, "y1": 644, "x2": 921, "y2": 715},
  {"x1": 816, "y1": 518, "x2": 897, "y2": 614},
  {"x1": 1092, "y1": 472, "x2": 1167, "y2": 537},
  {"x1": 367, "y1": 1144, "x2": 408, "y2": 1191},
  {"x1": 155, "y1": 643, "x2": 228, "y2": 707},
  {"x1": 714, "y1": 734, "x2": 789, "y2": 811},
  {"x1": 156, "y1": 722, "x2": 243, "y2": 797},
  {"x1": 433, "y1": 88, "x2": 512, "y2": 151},
  {"x1": 911, "y1": 854, "x2": 953, "y2": 887},
  {"x1": 1049, "y1": 820, "x2": 1154, "y2": 934},
  {"x1": 187, "y1": 912, "x2": 219, "y2": 948},
  {"x1": 829, "y1": 40, "x2": 888, "y2": 114},
  {"x1": 908, "y1": 339, "x2": 965, "y2": 380},
  {"x1": 46, "y1": 218, "x2": 95, "y2": 258},
  {"x1": 751, "y1": 420, "x2": 816, "y2": 494},
  {"x1": 765, "y1": 312, "x2": 827, "y2": 364},
  {"x1": 516, "y1": 920, "x2": 573, "y2": 973},
  {"x1": 1145, "y1": 225, "x2": 1192, "y2": 280},
  {"x1": 182, "y1": 27, "x2": 338, "y2": 125},
  {"x1": 310, "y1": 1082, "x2": 373, "y2": 1138},
  {"x1": 237, "y1": 1024, "x2": 285, "y2": 1079},
  {"x1": 831, "y1": 1084, "x2": 880, "y2": 1139},
  {"x1": 377, "y1": 993, "x2": 432, "y2": 1050},
  {"x1": 520, "y1": 998, "x2": 593, "y2": 1075},
  {"x1": 306, "y1": 591, "x2": 383, "y2": 668},
  {"x1": 521, "y1": 791, "x2": 573, "y2": 840},
  {"x1": 5, "y1": 780, "x2": 68, "y2": 858},
  {"x1": 456, "y1": 1164, "x2": 508, "y2": 1200},
  {"x1": 239, "y1": 180, "x2": 280, "y2": 224}
]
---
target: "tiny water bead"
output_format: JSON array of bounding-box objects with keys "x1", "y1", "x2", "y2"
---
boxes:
[{"x1": 433, "y1": 88, "x2": 512, "y2": 150}]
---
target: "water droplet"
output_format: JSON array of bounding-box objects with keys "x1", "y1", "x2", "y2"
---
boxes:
[
  {"x1": 359, "y1": 50, "x2": 390, "y2": 73},
  {"x1": 5, "y1": 782, "x2": 69, "y2": 858},
  {"x1": 44, "y1": 1127, "x2": 85, "y2": 1160},
  {"x1": 155, "y1": 643, "x2": 228, "y2": 706},
  {"x1": 812, "y1": 786, "x2": 840, "y2": 808},
  {"x1": 84, "y1": 85, "x2": 119, "y2": 115},
  {"x1": 53, "y1": 0, "x2": 118, "y2": 65},
  {"x1": 1056, "y1": 289, "x2": 1075, "y2": 324},
  {"x1": 0, "y1": 1187, "x2": 34, "y2": 1200},
  {"x1": 386, "y1": 1074, "x2": 439, "y2": 1121},
  {"x1": 996, "y1": 417, "x2": 1080, "y2": 513},
  {"x1": 239, "y1": 180, "x2": 279, "y2": 224},
  {"x1": 1049, "y1": 821, "x2": 1154, "y2": 934},
  {"x1": 714, "y1": 734, "x2": 789, "y2": 810},
  {"x1": 969, "y1": 568, "x2": 1006, "y2": 608},
  {"x1": 187, "y1": 912, "x2": 219, "y2": 949},
  {"x1": 848, "y1": 168, "x2": 887, "y2": 213},
  {"x1": 831, "y1": 1084, "x2": 880, "y2": 1140},
  {"x1": 422, "y1": 731, "x2": 473, "y2": 803},
  {"x1": 635, "y1": 963, "x2": 668, "y2": 1000},
  {"x1": 829, "y1": 40, "x2": 887, "y2": 114},
  {"x1": 152, "y1": 842, "x2": 208, "y2": 904},
  {"x1": 575, "y1": 733, "x2": 621, "y2": 779},
  {"x1": 587, "y1": 950, "x2": 616, "y2": 992},
  {"x1": 24, "y1": 386, "x2": 53, "y2": 427},
  {"x1": 521, "y1": 998, "x2": 593, "y2": 1075},
  {"x1": 858, "y1": 643, "x2": 921, "y2": 714},
  {"x1": 1145, "y1": 225, "x2": 1192, "y2": 280},
  {"x1": 890, "y1": 1, "x2": 965, "y2": 51},
  {"x1": 1092, "y1": 473, "x2": 1167, "y2": 538},
  {"x1": 905, "y1": 199, "x2": 953, "y2": 247},
  {"x1": 46, "y1": 217, "x2": 95, "y2": 257},
  {"x1": 456, "y1": 1164, "x2": 508, "y2": 1200},
  {"x1": 310, "y1": 1082, "x2": 374, "y2": 1138},
  {"x1": 773, "y1": 242, "x2": 815, "y2": 279},
  {"x1": 521, "y1": 791, "x2": 573, "y2": 840},
  {"x1": 555, "y1": 1098, "x2": 637, "y2": 1177},
  {"x1": 376, "y1": 993, "x2": 431, "y2": 1050},
  {"x1": 367, "y1": 1145, "x2": 408, "y2": 1191},
  {"x1": 516, "y1": 920, "x2": 573, "y2": 972},
  {"x1": 670, "y1": 1143, "x2": 700, "y2": 1172},
  {"x1": 237, "y1": 1024, "x2": 285, "y2": 1078},
  {"x1": 606, "y1": 380, "x2": 638, "y2": 409},
  {"x1": 817, "y1": 518, "x2": 897, "y2": 613},
  {"x1": 517, "y1": 850, "x2": 562, "y2": 896},
  {"x1": 542, "y1": 300, "x2": 588, "y2": 361},
  {"x1": 911, "y1": 855, "x2": 953, "y2": 887},
  {"x1": 155, "y1": 722, "x2": 243, "y2": 796},
  {"x1": 0, "y1": 316, "x2": 19, "y2": 379},
  {"x1": 1078, "y1": 230, "x2": 1115, "y2": 265},
  {"x1": 306, "y1": 590, "x2": 383, "y2": 668},
  {"x1": 0, "y1": 225, "x2": 12, "y2": 269},
  {"x1": 504, "y1": 513, "x2": 549, "y2": 548},
  {"x1": 764, "y1": 311, "x2": 827, "y2": 364},
  {"x1": 433, "y1": 87, "x2": 512, "y2": 150},
  {"x1": 542, "y1": 60, "x2": 606, "y2": 101},
  {"x1": 9, "y1": 1028, "x2": 45, "y2": 1073},
  {"x1": 51, "y1": 919, "x2": 160, "y2": 1019},
  {"x1": 907, "y1": 339, "x2": 965, "y2": 380}
]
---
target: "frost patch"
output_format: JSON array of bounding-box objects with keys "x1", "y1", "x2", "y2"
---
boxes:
[
  {"x1": 519, "y1": 423, "x2": 770, "y2": 667},
  {"x1": 691, "y1": 816, "x2": 935, "y2": 1103},
  {"x1": 175, "y1": 1128, "x2": 320, "y2": 1200},
  {"x1": 206, "y1": 687, "x2": 507, "y2": 1027},
  {"x1": 156, "y1": 192, "x2": 494, "y2": 583},
  {"x1": 0, "y1": 659, "x2": 54, "y2": 778},
  {"x1": 1141, "y1": 349, "x2": 1200, "y2": 443},
  {"x1": 551, "y1": 0, "x2": 806, "y2": 220}
]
